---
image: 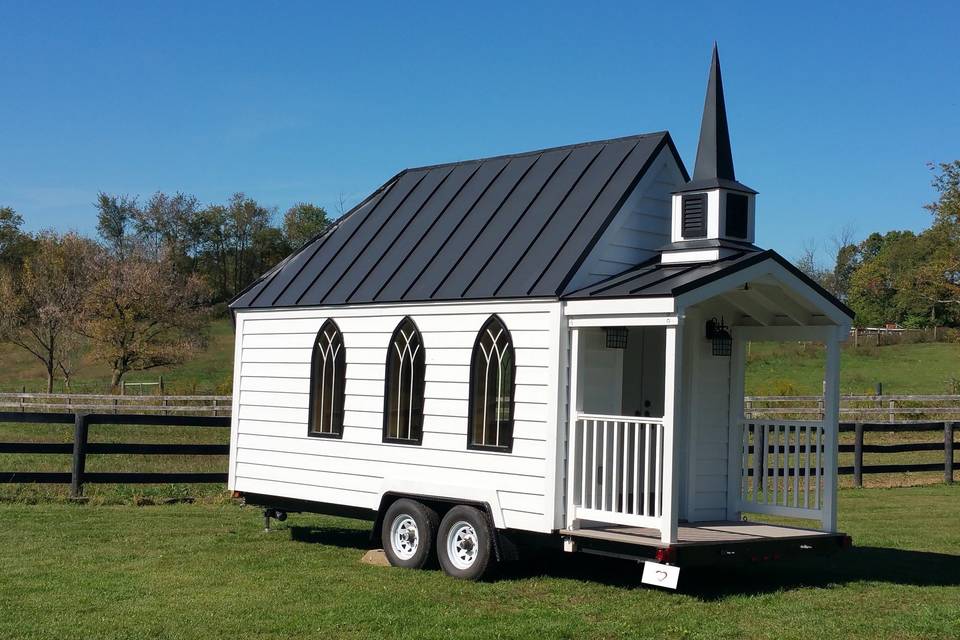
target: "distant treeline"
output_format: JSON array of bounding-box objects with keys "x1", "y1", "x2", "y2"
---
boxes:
[
  {"x1": 0, "y1": 193, "x2": 333, "y2": 392},
  {"x1": 794, "y1": 161, "x2": 960, "y2": 329}
]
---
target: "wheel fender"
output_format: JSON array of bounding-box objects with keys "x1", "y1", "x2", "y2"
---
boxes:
[{"x1": 374, "y1": 479, "x2": 505, "y2": 528}]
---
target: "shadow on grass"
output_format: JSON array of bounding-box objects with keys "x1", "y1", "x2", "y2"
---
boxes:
[
  {"x1": 496, "y1": 546, "x2": 960, "y2": 598},
  {"x1": 282, "y1": 524, "x2": 960, "y2": 597},
  {"x1": 288, "y1": 525, "x2": 371, "y2": 551}
]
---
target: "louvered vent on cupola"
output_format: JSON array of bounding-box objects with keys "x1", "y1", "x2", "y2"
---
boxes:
[{"x1": 681, "y1": 194, "x2": 707, "y2": 239}]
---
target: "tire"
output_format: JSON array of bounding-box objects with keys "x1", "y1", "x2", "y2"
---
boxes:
[
  {"x1": 437, "y1": 505, "x2": 493, "y2": 580},
  {"x1": 381, "y1": 499, "x2": 438, "y2": 570}
]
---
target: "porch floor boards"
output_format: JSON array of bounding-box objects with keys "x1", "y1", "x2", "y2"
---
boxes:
[{"x1": 561, "y1": 520, "x2": 835, "y2": 548}]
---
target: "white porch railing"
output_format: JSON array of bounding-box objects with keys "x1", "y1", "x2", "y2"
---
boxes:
[
  {"x1": 736, "y1": 420, "x2": 831, "y2": 519},
  {"x1": 570, "y1": 414, "x2": 668, "y2": 530}
]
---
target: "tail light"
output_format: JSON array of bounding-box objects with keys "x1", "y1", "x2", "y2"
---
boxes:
[{"x1": 655, "y1": 547, "x2": 677, "y2": 563}]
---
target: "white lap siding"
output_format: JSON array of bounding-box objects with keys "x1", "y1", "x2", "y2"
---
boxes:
[{"x1": 228, "y1": 300, "x2": 561, "y2": 533}]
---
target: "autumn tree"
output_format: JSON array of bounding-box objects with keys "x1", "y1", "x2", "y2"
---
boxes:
[
  {"x1": 0, "y1": 232, "x2": 99, "y2": 392},
  {"x1": 78, "y1": 249, "x2": 211, "y2": 391}
]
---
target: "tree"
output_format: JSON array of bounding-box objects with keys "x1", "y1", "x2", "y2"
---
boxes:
[
  {"x1": 0, "y1": 232, "x2": 99, "y2": 392},
  {"x1": 95, "y1": 193, "x2": 139, "y2": 257},
  {"x1": 78, "y1": 249, "x2": 211, "y2": 391},
  {"x1": 134, "y1": 191, "x2": 202, "y2": 263},
  {"x1": 0, "y1": 206, "x2": 34, "y2": 268},
  {"x1": 282, "y1": 202, "x2": 331, "y2": 249}
]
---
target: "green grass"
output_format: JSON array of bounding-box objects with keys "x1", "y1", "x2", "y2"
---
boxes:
[
  {"x1": 0, "y1": 485, "x2": 958, "y2": 640},
  {"x1": 745, "y1": 340, "x2": 960, "y2": 396}
]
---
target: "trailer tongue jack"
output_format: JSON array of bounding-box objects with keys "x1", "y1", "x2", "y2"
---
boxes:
[{"x1": 263, "y1": 508, "x2": 287, "y2": 532}]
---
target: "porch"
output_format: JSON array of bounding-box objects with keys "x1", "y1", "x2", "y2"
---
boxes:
[{"x1": 562, "y1": 256, "x2": 852, "y2": 545}]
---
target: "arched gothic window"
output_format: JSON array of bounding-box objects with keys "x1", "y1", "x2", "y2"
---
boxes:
[
  {"x1": 468, "y1": 316, "x2": 514, "y2": 451},
  {"x1": 382, "y1": 317, "x2": 425, "y2": 444},
  {"x1": 308, "y1": 319, "x2": 345, "y2": 438}
]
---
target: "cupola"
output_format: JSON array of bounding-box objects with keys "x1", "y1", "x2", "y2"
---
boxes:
[{"x1": 663, "y1": 44, "x2": 759, "y2": 265}]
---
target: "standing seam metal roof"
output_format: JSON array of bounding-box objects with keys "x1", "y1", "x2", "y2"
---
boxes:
[{"x1": 230, "y1": 132, "x2": 687, "y2": 309}]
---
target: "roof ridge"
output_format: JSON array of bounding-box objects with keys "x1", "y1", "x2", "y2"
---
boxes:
[{"x1": 400, "y1": 131, "x2": 670, "y2": 174}]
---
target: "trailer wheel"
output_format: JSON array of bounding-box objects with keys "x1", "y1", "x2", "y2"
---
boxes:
[
  {"x1": 382, "y1": 499, "x2": 438, "y2": 570},
  {"x1": 437, "y1": 505, "x2": 492, "y2": 580}
]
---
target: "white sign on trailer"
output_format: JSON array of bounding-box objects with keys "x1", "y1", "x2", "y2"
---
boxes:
[{"x1": 641, "y1": 561, "x2": 680, "y2": 590}]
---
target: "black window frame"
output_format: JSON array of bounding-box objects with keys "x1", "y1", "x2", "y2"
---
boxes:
[
  {"x1": 307, "y1": 319, "x2": 346, "y2": 439},
  {"x1": 382, "y1": 316, "x2": 426, "y2": 446},
  {"x1": 467, "y1": 315, "x2": 516, "y2": 453},
  {"x1": 681, "y1": 193, "x2": 708, "y2": 239}
]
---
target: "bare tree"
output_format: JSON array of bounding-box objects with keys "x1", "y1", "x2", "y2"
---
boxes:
[
  {"x1": 77, "y1": 248, "x2": 211, "y2": 391},
  {"x1": 0, "y1": 232, "x2": 98, "y2": 392}
]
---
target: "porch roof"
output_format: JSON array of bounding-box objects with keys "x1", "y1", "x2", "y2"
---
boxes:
[{"x1": 563, "y1": 249, "x2": 854, "y2": 320}]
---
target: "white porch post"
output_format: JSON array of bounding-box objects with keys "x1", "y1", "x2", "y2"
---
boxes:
[
  {"x1": 661, "y1": 319, "x2": 684, "y2": 544},
  {"x1": 821, "y1": 327, "x2": 842, "y2": 532},
  {"x1": 564, "y1": 328, "x2": 581, "y2": 529},
  {"x1": 726, "y1": 331, "x2": 747, "y2": 521}
]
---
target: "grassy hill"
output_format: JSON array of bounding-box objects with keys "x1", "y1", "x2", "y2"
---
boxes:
[
  {"x1": 1, "y1": 318, "x2": 958, "y2": 396},
  {"x1": 0, "y1": 319, "x2": 235, "y2": 394}
]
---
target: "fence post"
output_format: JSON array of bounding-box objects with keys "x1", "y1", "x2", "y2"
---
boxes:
[
  {"x1": 888, "y1": 399, "x2": 895, "y2": 423},
  {"x1": 70, "y1": 413, "x2": 89, "y2": 498},
  {"x1": 946, "y1": 422, "x2": 955, "y2": 485},
  {"x1": 854, "y1": 423, "x2": 864, "y2": 488}
]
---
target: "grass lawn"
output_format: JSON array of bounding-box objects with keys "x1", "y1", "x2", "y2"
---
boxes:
[
  {"x1": 745, "y1": 340, "x2": 960, "y2": 396},
  {"x1": 0, "y1": 318, "x2": 236, "y2": 395},
  {"x1": 1, "y1": 485, "x2": 958, "y2": 640}
]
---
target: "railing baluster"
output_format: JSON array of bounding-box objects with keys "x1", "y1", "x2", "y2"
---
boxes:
[
  {"x1": 803, "y1": 424, "x2": 810, "y2": 509},
  {"x1": 773, "y1": 424, "x2": 781, "y2": 505},
  {"x1": 633, "y1": 423, "x2": 641, "y2": 516},
  {"x1": 592, "y1": 420, "x2": 600, "y2": 510},
  {"x1": 580, "y1": 420, "x2": 588, "y2": 510},
  {"x1": 644, "y1": 423, "x2": 652, "y2": 517},
  {"x1": 813, "y1": 426, "x2": 820, "y2": 510},
  {"x1": 792, "y1": 425, "x2": 799, "y2": 507},
  {"x1": 753, "y1": 424, "x2": 762, "y2": 504},
  {"x1": 611, "y1": 421, "x2": 619, "y2": 513},
  {"x1": 620, "y1": 422, "x2": 632, "y2": 513},
  {"x1": 740, "y1": 422, "x2": 750, "y2": 500},
  {"x1": 654, "y1": 423, "x2": 663, "y2": 517}
]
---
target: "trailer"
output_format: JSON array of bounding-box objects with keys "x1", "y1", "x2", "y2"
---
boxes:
[{"x1": 227, "y1": 46, "x2": 853, "y2": 587}]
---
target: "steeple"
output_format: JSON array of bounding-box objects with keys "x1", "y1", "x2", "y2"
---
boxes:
[
  {"x1": 664, "y1": 44, "x2": 760, "y2": 264},
  {"x1": 680, "y1": 43, "x2": 755, "y2": 194},
  {"x1": 693, "y1": 44, "x2": 735, "y2": 184}
]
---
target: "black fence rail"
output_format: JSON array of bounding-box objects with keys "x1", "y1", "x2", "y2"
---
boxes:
[
  {"x1": 839, "y1": 421, "x2": 956, "y2": 488},
  {"x1": 0, "y1": 412, "x2": 230, "y2": 497}
]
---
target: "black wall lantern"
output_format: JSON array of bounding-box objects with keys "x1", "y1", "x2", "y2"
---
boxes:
[
  {"x1": 705, "y1": 317, "x2": 732, "y2": 356},
  {"x1": 605, "y1": 327, "x2": 628, "y2": 349}
]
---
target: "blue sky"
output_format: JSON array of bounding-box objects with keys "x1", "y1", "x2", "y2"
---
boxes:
[{"x1": 1, "y1": 2, "x2": 958, "y2": 262}]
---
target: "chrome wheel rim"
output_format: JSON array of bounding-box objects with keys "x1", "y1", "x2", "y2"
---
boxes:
[
  {"x1": 446, "y1": 521, "x2": 478, "y2": 570},
  {"x1": 390, "y1": 515, "x2": 419, "y2": 560}
]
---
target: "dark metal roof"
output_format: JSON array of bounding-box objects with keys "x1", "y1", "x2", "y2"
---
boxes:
[
  {"x1": 565, "y1": 249, "x2": 855, "y2": 319},
  {"x1": 231, "y1": 132, "x2": 687, "y2": 309},
  {"x1": 674, "y1": 44, "x2": 756, "y2": 195}
]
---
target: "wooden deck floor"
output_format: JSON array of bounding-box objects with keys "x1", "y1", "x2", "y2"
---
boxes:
[{"x1": 561, "y1": 521, "x2": 834, "y2": 548}]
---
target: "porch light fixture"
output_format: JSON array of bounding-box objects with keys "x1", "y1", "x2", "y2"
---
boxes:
[
  {"x1": 706, "y1": 317, "x2": 732, "y2": 356},
  {"x1": 605, "y1": 327, "x2": 628, "y2": 349}
]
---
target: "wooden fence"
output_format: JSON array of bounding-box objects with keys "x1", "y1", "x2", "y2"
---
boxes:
[
  {"x1": 0, "y1": 393, "x2": 231, "y2": 416},
  {"x1": 0, "y1": 412, "x2": 230, "y2": 496},
  {"x1": 838, "y1": 421, "x2": 956, "y2": 488},
  {"x1": 745, "y1": 394, "x2": 960, "y2": 422}
]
